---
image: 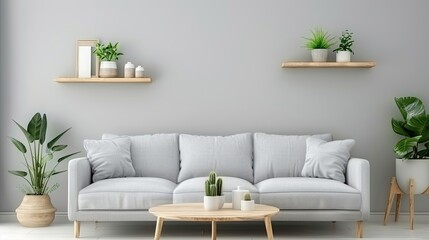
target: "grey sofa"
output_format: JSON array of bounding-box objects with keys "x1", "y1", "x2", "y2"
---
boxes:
[{"x1": 68, "y1": 133, "x2": 370, "y2": 238}]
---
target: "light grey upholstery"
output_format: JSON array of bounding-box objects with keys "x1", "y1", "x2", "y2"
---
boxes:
[
  {"x1": 103, "y1": 133, "x2": 179, "y2": 183},
  {"x1": 173, "y1": 176, "x2": 258, "y2": 204},
  {"x1": 178, "y1": 133, "x2": 253, "y2": 183},
  {"x1": 301, "y1": 138, "x2": 355, "y2": 183},
  {"x1": 256, "y1": 177, "x2": 361, "y2": 210},
  {"x1": 78, "y1": 177, "x2": 176, "y2": 210},
  {"x1": 253, "y1": 133, "x2": 332, "y2": 183},
  {"x1": 84, "y1": 137, "x2": 135, "y2": 182},
  {"x1": 68, "y1": 134, "x2": 370, "y2": 227}
]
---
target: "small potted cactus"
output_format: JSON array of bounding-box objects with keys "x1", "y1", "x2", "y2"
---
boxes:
[
  {"x1": 203, "y1": 171, "x2": 224, "y2": 211},
  {"x1": 241, "y1": 193, "x2": 255, "y2": 211}
]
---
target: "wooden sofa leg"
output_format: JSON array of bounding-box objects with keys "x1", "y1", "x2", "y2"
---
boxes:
[
  {"x1": 74, "y1": 221, "x2": 80, "y2": 238},
  {"x1": 357, "y1": 221, "x2": 363, "y2": 238}
]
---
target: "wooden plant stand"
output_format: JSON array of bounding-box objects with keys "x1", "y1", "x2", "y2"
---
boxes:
[{"x1": 383, "y1": 177, "x2": 429, "y2": 229}]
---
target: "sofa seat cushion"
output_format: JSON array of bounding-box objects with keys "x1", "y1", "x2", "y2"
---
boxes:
[
  {"x1": 78, "y1": 177, "x2": 176, "y2": 210},
  {"x1": 173, "y1": 177, "x2": 258, "y2": 203},
  {"x1": 256, "y1": 177, "x2": 361, "y2": 210}
]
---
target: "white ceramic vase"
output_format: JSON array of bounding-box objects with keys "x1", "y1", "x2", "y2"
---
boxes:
[
  {"x1": 241, "y1": 200, "x2": 255, "y2": 211},
  {"x1": 204, "y1": 196, "x2": 223, "y2": 211},
  {"x1": 336, "y1": 51, "x2": 351, "y2": 62},
  {"x1": 99, "y1": 61, "x2": 118, "y2": 78},
  {"x1": 16, "y1": 195, "x2": 56, "y2": 227},
  {"x1": 311, "y1": 49, "x2": 328, "y2": 62},
  {"x1": 396, "y1": 158, "x2": 429, "y2": 194}
]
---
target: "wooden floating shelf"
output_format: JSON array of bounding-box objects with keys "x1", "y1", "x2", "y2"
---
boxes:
[
  {"x1": 55, "y1": 77, "x2": 152, "y2": 83},
  {"x1": 281, "y1": 61, "x2": 376, "y2": 68}
]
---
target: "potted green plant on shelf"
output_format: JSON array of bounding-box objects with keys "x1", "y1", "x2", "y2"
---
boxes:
[
  {"x1": 8, "y1": 113, "x2": 79, "y2": 227},
  {"x1": 333, "y1": 30, "x2": 354, "y2": 62},
  {"x1": 304, "y1": 28, "x2": 335, "y2": 62},
  {"x1": 203, "y1": 171, "x2": 224, "y2": 211},
  {"x1": 392, "y1": 96, "x2": 429, "y2": 194},
  {"x1": 93, "y1": 42, "x2": 124, "y2": 78}
]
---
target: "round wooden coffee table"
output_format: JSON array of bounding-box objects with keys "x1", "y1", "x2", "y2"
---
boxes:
[{"x1": 149, "y1": 203, "x2": 279, "y2": 240}]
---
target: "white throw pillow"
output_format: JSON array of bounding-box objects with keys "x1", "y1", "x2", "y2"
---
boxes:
[
  {"x1": 301, "y1": 137, "x2": 355, "y2": 183},
  {"x1": 178, "y1": 133, "x2": 253, "y2": 183},
  {"x1": 84, "y1": 137, "x2": 135, "y2": 182}
]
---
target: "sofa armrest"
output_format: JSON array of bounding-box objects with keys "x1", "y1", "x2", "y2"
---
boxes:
[
  {"x1": 346, "y1": 158, "x2": 370, "y2": 220},
  {"x1": 68, "y1": 157, "x2": 91, "y2": 220}
]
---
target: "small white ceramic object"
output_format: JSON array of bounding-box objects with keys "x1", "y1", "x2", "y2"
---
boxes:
[
  {"x1": 204, "y1": 196, "x2": 220, "y2": 211},
  {"x1": 336, "y1": 51, "x2": 351, "y2": 62},
  {"x1": 135, "y1": 65, "x2": 145, "y2": 78},
  {"x1": 99, "y1": 61, "x2": 117, "y2": 78},
  {"x1": 232, "y1": 186, "x2": 249, "y2": 210},
  {"x1": 218, "y1": 195, "x2": 225, "y2": 209},
  {"x1": 241, "y1": 200, "x2": 255, "y2": 211},
  {"x1": 311, "y1": 49, "x2": 328, "y2": 62},
  {"x1": 124, "y1": 62, "x2": 135, "y2": 78}
]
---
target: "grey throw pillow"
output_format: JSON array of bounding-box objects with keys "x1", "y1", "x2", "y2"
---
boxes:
[
  {"x1": 178, "y1": 133, "x2": 253, "y2": 183},
  {"x1": 84, "y1": 137, "x2": 135, "y2": 182},
  {"x1": 301, "y1": 137, "x2": 355, "y2": 183}
]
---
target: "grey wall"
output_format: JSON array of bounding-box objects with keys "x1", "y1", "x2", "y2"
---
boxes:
[{"x1": 1, "y1": 0, "x2": 428, "y2": 213}]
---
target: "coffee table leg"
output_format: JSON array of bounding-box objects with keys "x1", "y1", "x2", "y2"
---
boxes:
[
  {"x1": 211, "y1": 221, "x2": 217, "y2": 240},
  {"x1": 264, "y1": 216, "x2": 274, "y2": 240},
  {"x1": 154, "y1": 217, "x2": 164, "y2": 240}
]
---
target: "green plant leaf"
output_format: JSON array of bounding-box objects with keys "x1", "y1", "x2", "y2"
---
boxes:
[
  {"x1": 39, "y1": 114, "x2": 47, "y2": 144},
  {"x1": 395, "y1": 97, "x2": 425, "y2": 122},
  {"x1": 51, "y1": 145, "x2": 67, "y2": 152},
  {"x1": 8, "y1": 170, "x2": 27, "y2": 177},
  {"x1": 394, "y1": 136, "x2": 421, "y2": 158},
  {"x1": 52, "y1": 170, "x2": 67, "y2": 176},
  {"x1": 41, "y1": 153, "x2": 53, "y2": 164},
  {"x1": 391, "y1": 118, "x2": 409, "y2": 136},
  {"x1": 47, "y1": 128, "x2": 70, "y2": 149},
  {"x1": 13, "y1": 120, "x2": 34, "y2": 143},
  {"x1": 27, "y1": 113, "x2": 42, "y2": 141},
  {"x1": 9, "y1": 137, "x2": 27, "y2": 153},
  {"x1": 58, "y1": 151, "x2": 80, "y2": 163},
  {"x1": 405, "y1": 114, "x2": 429, "y2": 135}
]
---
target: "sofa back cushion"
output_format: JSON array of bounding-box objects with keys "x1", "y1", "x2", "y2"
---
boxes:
[
  {"x1": 103, "y1": 133, "x2": 180, "y2": 183},
  {"x1": 178, "y1": 133, "x2": 253, "y2": 183},
  {"x1": 253, "y1": 133, "x2": 332, "y2": 183}
]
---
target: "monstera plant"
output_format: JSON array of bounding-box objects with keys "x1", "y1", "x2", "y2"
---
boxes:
[
  {"x1": 8, "y1": 112, "x2": 79, "y2": 227},
  {"x1": 392, "y1": 96, "x2": 429, "y2": 159},
  {"x1": 391, "y1": 96, "x2": 429, "y2": 195}
]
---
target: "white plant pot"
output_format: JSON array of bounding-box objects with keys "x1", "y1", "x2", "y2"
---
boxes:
[
  {"x1": 218, "y1": 195, "x2": 225, "y2": 209},
  {"x1": 241, "y1": 200, "x2": 255, "y2": 211},
  {"x1": 204, "y1": 196, "x2": 221, "y2": 211},
  {"x1": 336, "y1": 51, "x2": 351, "y2": 62},
  {"x1": 311, "y1": 49, "x2": 328, "y2": 62},
  {"x1": 99, "y1": 61, "x2": 118, "y2": 78},
  {"x1": 396, "y1": 158, "x2": 429, "y2": 194}
]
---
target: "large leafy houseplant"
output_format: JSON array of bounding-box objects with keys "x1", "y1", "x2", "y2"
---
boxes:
[
  {"x1": 392, "y1": 97, "x2": 429, "y2": 159},
  {"x1": 8, "y1": 113, "x2": 79, "y2": 195}
]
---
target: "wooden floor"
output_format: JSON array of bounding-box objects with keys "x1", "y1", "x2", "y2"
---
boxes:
[{"x1": 1, "y1": 214, "x2": 429, "y2": 239}]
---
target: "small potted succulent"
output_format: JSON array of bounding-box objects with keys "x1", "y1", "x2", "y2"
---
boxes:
[
  {"x1": 333, "y1": 30, "x2": 354, "y2": 62},
  {"x1": 93, "y1": 42, "x2": 123, "y2": 78},
  {"x1": 241, "y1": 193, "x2": 254, "y2": 211},
  {"x1": 204, "y1": 171, "x2": 224, "y2": 211},
  {"x1": 304, "y1": 28, "x2": 335, "y2": 62},
  {"x1": 392, "y1": 96, "x2": 429, "y2": 194}
]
